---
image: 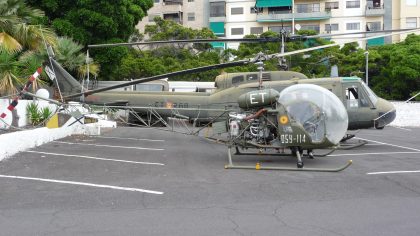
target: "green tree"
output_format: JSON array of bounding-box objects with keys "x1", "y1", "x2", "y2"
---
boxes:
[
  {"x1": 144, "y1": 17, "x2": 216, "y2": 51},
  {"x1": 26, "y1": 0, "x2": 154, "y2": 80},
  {"x1": 370, "y1": 34, "x2": 420, "y2": 100},
  {"x1": 118, "y1": 18, "x2": 221, "y2": 81}
]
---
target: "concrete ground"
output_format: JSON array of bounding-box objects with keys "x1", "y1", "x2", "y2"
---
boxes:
[{"x1": 0, "y1": 126, "x2": 419, "y2": 235}]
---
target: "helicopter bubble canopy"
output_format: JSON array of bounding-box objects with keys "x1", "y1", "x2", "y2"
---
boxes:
[{"x1": 278, "y1": 84, "x2": 348, "y2": 145}]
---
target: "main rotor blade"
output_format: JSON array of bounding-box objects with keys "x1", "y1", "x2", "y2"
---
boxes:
[
  {"x1": 88, "y1": 38, "x2": 281, "y2": 48},
  {"x1": 69, "y1": 28, "x2": 420, "y2": 99},
  {"x1": 263, "y1": 28, "x2": 420, "y2": 61},
  {"x1": 304, "y1": 28, "x2": 420, "y2": 39},
  {"x1": 64, "y1": 60, "x2": 248, "y2": 99}
]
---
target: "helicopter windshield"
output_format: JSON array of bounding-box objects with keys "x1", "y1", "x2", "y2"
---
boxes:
[
  {"x1": 361, "y1": 82, "x2": 378, "y2": 105},
  {"x1": 279, "y1": 84, "x2": 348, "y2": 145},
  {"x1": 284, "y1": 101, "x2": 325, "y2": 143}
]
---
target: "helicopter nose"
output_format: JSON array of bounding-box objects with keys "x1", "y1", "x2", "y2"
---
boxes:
[{"x1": 374, "y1": 98, "x2": 396, "y2": 129}]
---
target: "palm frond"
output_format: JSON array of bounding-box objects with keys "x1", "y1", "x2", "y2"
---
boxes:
[
  {"x1": 0, "y1": 71, "x2": 23, "y2": 95},
  {"x1": 11, "y1": 23, "x2": 57, "y2": 51},
  {"x1": 0, "y1": 32, "x2": 22, "y2": 53},
  {"x1": 78, "y1": 63, "x2": 100, "y2": 79}
]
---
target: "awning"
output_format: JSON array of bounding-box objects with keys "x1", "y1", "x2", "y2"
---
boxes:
[
  {"x1": 256, "y1": 0, "x2": 292, "y2": 7},
  {"x1": 210, "y1": 22, "x2": 225, "y2": 35},
  {"x1": 210, "y1": 42, "x2": 225, "y2": 49},
  {"x1": 367, "y1": 37, "x2": 384, "y2": 46}
]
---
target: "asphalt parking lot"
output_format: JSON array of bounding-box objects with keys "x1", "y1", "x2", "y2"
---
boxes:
[{"x1": 0, "y1": 126, "x2": 420, "y2": 235}]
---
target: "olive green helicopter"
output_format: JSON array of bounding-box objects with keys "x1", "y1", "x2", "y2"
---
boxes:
[{"x1": 43, "y1": 29, "x2": 418, "y2": 171}]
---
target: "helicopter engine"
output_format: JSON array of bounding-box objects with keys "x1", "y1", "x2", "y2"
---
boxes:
[
  {"x1": 229, "y1": 110, "x2": 277, "y2": 145},
  {"x1": 229, "y1": 89, "x2": 280, "y2": 146}
]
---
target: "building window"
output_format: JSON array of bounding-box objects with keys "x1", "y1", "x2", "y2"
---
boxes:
[
  {"x1": 154, "y1": 0, "x2": 159, "y2": 3},
  {"x1": 346, "y1": 1, "x2": 360, "y2": 8},
  {"x1": 210, "y1": 2, "x2": 225, "y2": 17},
  {"x1": 325, "y1": 24, "x2": 339, "y2": 32},
  {"x1": 346, "y1": 22, "x2": 360, "y2": 30},
  {"x1": 406, "y1": 17, "x2": 417, "y2": 28},
  {"x1": 301, "y1": 25, "x2": 320, "y2": 33},
  {"x1": 325, "y1": 2, "x2": 339, "y2": 10},
  {"x1": 296, "y1": 3, "x2": 320, "y2": 13},
  {"x1": 231, "y1": 7, "x2": 244, "y2": 15},
  {"x1": 406, "y1": 0, "x2": 417, "y2": 6},
  {"x1": 231, "y1": 28, "x2": 244, "y2": 35},
  {"x1": 188, "y1": 0, "x2": 194, "y2": 2},
  {"x1": 268, "y1": 7, "x2": 291, "y2": 14},
  {"x1": 366, "y1": 22, "x2": 381, "y2": 31},
  {"x1": 250, "y1": 7, "x2": 263, "y2": 14},
  {"x1": 250, "y1": 27, "x2": 264, "y2": 35},
  {"x1": 187, "y1": 12, "x2": 195, "y2": 21}
]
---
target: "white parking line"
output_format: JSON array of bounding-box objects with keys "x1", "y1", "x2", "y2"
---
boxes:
[
  {"x1": 92, "y1": 136, "x2": 165, "y2": 142},
  {"x1": 0, "y1": 174, "x2": 163, "y2": 194},
  {"x1": 25, "y1": 151, "x2": 165, "y2": 166},
  {"x1": 328, "y1": 151, "x2": 420, "y2": 157},
  {"x1": 53, "y1": 141, "x2": 164, "y2": 151},
  {"x1": 355, "y1": 138, "x2": 420, "y2": 152},
  {"x1": 392, "y1": 127, "x2": 412, "y2": 131},
  {"x1": 367, "y1": 170, "x2": 420, "y2": 175}
]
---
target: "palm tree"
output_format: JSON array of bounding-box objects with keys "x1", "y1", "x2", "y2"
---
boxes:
[
  {"x1": 0, "y1": 0, "x2": 56, "y2": 94},
  {"x1": 55, "y1": 37, "x2": 100, "y2": 80}
]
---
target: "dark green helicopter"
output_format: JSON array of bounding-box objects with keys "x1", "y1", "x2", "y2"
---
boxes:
[{"x1": 52, "y1": 30, "x2": 405, "y2": 130}]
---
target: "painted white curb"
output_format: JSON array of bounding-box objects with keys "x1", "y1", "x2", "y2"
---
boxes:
[{"x1": 0, "y1": 118, "x2": 115, "y2": 161}]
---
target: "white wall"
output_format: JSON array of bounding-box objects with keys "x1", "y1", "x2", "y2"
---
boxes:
[
  {"x1": 0, "y1": 99, "x2": 58, "y2": 129},
  {"x1": 390, "y1": 101, "x2": 420, "y2": 127}
]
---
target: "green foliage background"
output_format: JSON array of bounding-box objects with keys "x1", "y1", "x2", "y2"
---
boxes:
[
  {"x1": 17, "y1": 0, "x2": 420, "y2": 100},
  {"x1": 27, "y1": 0, "x2": 154, "y2": 80}
]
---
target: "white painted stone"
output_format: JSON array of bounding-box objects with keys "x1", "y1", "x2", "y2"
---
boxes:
[{"x1": 390, "y1": 102, "x2": 420, "y2": 127}]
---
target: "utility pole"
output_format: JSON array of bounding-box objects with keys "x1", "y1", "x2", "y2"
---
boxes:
[
  {"x1": 292, "y1": 0, "x2": 295, "y2": 34},
  {"x1": 364, "y1": 51, "x2": 369, "y2": 86}
]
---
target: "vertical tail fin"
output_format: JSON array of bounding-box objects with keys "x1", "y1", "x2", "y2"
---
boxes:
[{"x1": 45, "y1": 59, "x2": 83, "y2": 96}]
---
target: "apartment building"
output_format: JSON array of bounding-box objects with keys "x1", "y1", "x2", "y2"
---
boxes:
[
  {"x1": 392, "y1": 0, "x2": 420, "y2": 42},
  {"x1": 137, "y1": 0, "x2": 420, "y2": 49},
  {"x1": 136, "y1": 0, "x2": 210, "y2": 33}
]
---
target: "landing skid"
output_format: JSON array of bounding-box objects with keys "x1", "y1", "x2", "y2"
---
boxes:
[
  {"x1": 338, "y1": 139, "x2": 367, "y2": 150},
  {"x1": 234, "y1": 146, "x2": 336, "y2": 158},
  {"x1": 338, "y1": 133, "x2": 368, "y2": 150},
  {"x1": 225, "y1": 147, "x2": 352, "y2": 172}
]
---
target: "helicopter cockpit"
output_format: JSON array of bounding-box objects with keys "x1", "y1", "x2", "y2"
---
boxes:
[
  {"x1": 279, "y1": 84, "x2": 348, "y2": 145},
  {"x1": 342, "y1": 77, "x2": 378, "y2": 109}
]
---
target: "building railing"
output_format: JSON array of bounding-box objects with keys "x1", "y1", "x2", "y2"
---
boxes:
[
  {"x1": 161, "y1": 3, "x2": 182, "y2": 13},
  {"x1": 209, "y1": 16, "x2": 226, "y2": 22},
  {"x1": 163, "y1": 0, "x2": 182, "y2": 5},
  {"x1": 365, "y1": 4, "x2": 385, "y2": 16},
  {"x1": 257, "y1": 11, "x2": 331, "y2": 22}
]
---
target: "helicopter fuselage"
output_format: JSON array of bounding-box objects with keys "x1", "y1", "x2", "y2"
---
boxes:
[{"x1": 84, "y1": 76, "x2": 395, "y2": 130}]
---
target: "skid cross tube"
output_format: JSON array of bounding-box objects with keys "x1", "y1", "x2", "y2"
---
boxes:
[{"x1": 225, "y1": 146, "x2": 352, "y2": 172}]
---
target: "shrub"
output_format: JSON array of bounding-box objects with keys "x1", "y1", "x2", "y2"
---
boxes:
[{"x1": 26, "y1": 103, "x2": 53, "y2": 126}]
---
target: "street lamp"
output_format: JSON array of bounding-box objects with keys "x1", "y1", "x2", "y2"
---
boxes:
[
  {"x1": 364, "y1": 51, "x2": 369, "y2": 86},
  {"x1": 292, "y1": 0, "x2": 295, "y2": 34}
]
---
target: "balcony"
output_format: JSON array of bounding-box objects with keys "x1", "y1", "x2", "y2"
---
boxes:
[
  {"x1": 365, "y1": 5, "x2": 385, "y2": 16},
  {"x1": 161, "y1": 3, "x2": 182, "y2": 13},
  {"x1": 163, "y1": 13, "x2": 183, "y2": 24},
  {"x1": 209, "y1": 16, "x2": 226, "y2": 22},
  {"x1": 257, "y1": 11, "x2": 331, "y2": 22}
]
